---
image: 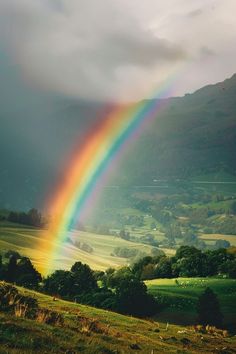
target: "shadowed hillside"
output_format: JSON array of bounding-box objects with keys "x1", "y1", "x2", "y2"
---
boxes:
[
  {"x1": 1, "y1": 74, "x2": 236, "y2": 209},
  {"x1": 118, "y1": 73, "x2": 236, "y2": 184}
]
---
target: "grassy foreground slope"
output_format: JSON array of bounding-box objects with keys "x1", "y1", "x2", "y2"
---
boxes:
[
  {"x1": 147, "y1": 278, "x2": 236, "y2": 328},
  {"x1": 1, "y1": 284, "x2": 236, "y2": 354}
]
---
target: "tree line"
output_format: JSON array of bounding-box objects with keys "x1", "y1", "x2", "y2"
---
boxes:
[
  {"x1": 1, "y1": 245, "x2": 235, "y2": 321},
  {"x1": 6, "y1": 208, "x2": 45, "y2": 228},
  {"x1": 131, "y1": 246, "x2": 236, "y2": 280}
]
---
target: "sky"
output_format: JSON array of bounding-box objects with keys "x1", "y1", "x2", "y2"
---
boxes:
[{"x1": 0, "y1": 0, "x2": 236, "y2": 101}]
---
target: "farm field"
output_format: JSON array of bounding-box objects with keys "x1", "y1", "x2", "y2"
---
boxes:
[
  {"x1": 1, "y1": 282, "x2": 236, "y2": 353},
  {"x1": 0, "y1": 223, "x2": 156, "y2": 274},
  {"x1": 146, "y1": 278, "x2": 236, "y2": 329},
  {"x1": 200, "y1": 233, "x2": 236, "y2": 246}
]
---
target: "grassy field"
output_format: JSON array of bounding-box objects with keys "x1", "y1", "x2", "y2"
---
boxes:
[
  {"x1": 200, "y1": 233, "x2": 236, "y2": 246},
  {"x1": 1, "y1": 282, "x2": 236, "y2": 353},
  {"x1": 0, "y1": 223, "x2": 157, "y2": 274},
  {"x1": 146, "y1": 278, "x2": 236, "y2": 329}
]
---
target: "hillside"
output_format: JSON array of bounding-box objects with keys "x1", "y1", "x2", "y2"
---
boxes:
[
  {"x1": 117, "y1": 74, "x2": 236, "y2": 184},
  {"x1": 1, "y1": 282, "x2": 236, "y2": 354},
  {"x1": 1, "y1": 74, "x2": 236, "y2": 210},
  {"x1": 0, "y1": 224, "x2": 161, "y2": 273}
]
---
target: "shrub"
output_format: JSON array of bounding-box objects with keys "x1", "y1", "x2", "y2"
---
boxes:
[
  {"x1": 36, "y1": 308, "x2": 64, "y2": 326},
  {"x1": 0, "y1": 282, "x2": 38, "y2": 318}
]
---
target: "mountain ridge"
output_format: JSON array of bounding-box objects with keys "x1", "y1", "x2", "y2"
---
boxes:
[{"x1": 0, "y1": 73, "x2": 236, "y2": 209}]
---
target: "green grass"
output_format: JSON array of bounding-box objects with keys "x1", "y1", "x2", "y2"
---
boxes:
[
  {"x1": 146, "y1": 278, "x2": 236, "y2": 327},
  {"x1": 1, "y1": 282, "x2": 236, "y2": 353}
]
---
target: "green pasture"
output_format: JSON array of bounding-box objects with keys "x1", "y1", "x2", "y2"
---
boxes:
[{"x1": 146, "y1": 277, "x2": 236, "y2": 328}]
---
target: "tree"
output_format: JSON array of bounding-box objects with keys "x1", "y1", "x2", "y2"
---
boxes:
[
  {"x1": 175, "y1": 246, "x2": 200, "y2": 260},
  {"x1": 5, "y1": 250, "x2": 21, "y2": 259},
  {"x1": 182, "y1": 231, "x2": 197, "y2": 247},
  {"x1": 132, "y1": 256, "x2": 154, "y2": 278},
  {"x1": 155, "y1": 257, "x2": 173, "y2": 278},
  {"x1": 205, "y1": 249, "x2": 233, "y2": 275},
  {"x1": 229, "y1": 201, "x2": 236, "y2": 215},
  {"x1": 44, "y1": 270, "x2": 74, "y2": 297},
  {"x1": 140, "y1": 263, "x2": 156, "y2": 280},
  {"x1": 8, "y1": 211, "x2": 19, "y2": 223},
  {"x1": 220, "y1": 259, "x2": 236, "y2": 278},
  {"x1": 6, "y1": 255, "x2": 18, "y2": 282},
  {"x1": 0, "y1": 255, "x2": 5, "y2": 280},
  {"x1": 106, "y1": 267, "x2": 134, "y2": 288},
  {"x1": 71, "y1": 261, "x2": 98, "y2": 294},
  {"x1": 17, "y1": 257, "x2": 42, "y2": 288},
  {"x1": 119, "y1": 229, "x2": 130, "y2": 241},
  {"x1": 214, "y1": 239, "x2": 230, "y2": 249},
  {"x1": 196, "y1": 287, "x2": 223, "y2": 328},
  {"x1": 115, "y1": 277, "x2": 158, "y2": 316},
  {"x1": 27, "y1": 208, "x2": 42, "y2": 227}
]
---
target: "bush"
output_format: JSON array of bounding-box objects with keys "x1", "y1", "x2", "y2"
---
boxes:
[
  {"x1": 36, "y1": 308, "x2": 64, "y2": 326},
  {"x1": 0, "y1": 282, "x2": 38, "y2": 318}
]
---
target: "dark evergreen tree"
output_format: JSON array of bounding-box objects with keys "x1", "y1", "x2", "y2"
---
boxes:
[{"x1": 196, "y1": 287, "x2": 223, "y2": 328}]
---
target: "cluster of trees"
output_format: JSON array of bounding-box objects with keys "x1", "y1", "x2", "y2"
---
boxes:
[
  {"x1": 164, "y1": 223, "x2": 231, "y2": 250},
  {"x1": 112, "y1": 247, "x2": 139, "y2": 258},
  {"x1": 119, "y1": 229, "x2": 131, "y2": 240},
  {"x1": 205, "y1": 215, "x2": 236, "y2": 235},
  {"x1": 43, "y1": 261, "x2": 159, "y2": 317},
  {"x1": 0, "y1": 247, "x2": 232, "y2": 327},
  {"x1": 131, "y1": 246, "x2": 236, "y2": 280},
  {"x1": 7, "y1": 208, "x2": 45, "y2": 228},
  {"x1": 140, "y1": 233, "x2": 159, "y2": 247},
  {"x1": 0, "y1": 251, "x2": 42, "y2": 288},
  {"x1": 42, "y1": 246, "x2": 236, "y2": 318},
  {"x1": 73, "y1": 241, "x2": 93, "y2": 254}
]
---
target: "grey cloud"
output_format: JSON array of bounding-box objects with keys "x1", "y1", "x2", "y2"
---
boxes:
[
  {"x1": 105, "y1": 32, "x2": 186, "y2": 67},
  {"x1": 0, "y1": 0, "x2": 235, "y2": 101},
  {"x1": 200, "y1": 46, "x2": 215, "y2": 57},
  {"x1": 187, "y1": 9, "x2": 203, "y2": 18},
  {"x1": 0, "y1": 0, "x2": 186, "y2": 100}
]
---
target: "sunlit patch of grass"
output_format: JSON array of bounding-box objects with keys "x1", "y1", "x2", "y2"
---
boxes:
[{"x1": 146, "y1": 277, "x2": 236, "y2": 327}]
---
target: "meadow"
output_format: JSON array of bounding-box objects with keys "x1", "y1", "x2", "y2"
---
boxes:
[
  {"x1": 146, "y1": 278, "x2": 236, "y2": 329},
  {"x1": 200, "y1": 233, "x2": 236, "y2": 246},
  {"x1": 1, "y1": 281, "x2": 236, "y2": 353},
  {"x1": 0, "y1": 223, "x2": 156, "y2": 274}
]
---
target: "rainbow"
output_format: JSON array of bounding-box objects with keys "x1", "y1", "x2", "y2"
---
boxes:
[{"x1": 39, "y1": 73, "x2": 179, "y2": 274}]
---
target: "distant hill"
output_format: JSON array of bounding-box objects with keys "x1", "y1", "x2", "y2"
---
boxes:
[
  {"x1": 1, "y1": 73, "x2": 236, "y2": 209},
  {"x1": 117, "y1": 73, "x2": 236, "y2": 184}
]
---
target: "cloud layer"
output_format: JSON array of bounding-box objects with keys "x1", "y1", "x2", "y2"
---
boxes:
[{"x1": 0, "y1": 0, "x2": 236, "y2": 100}]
